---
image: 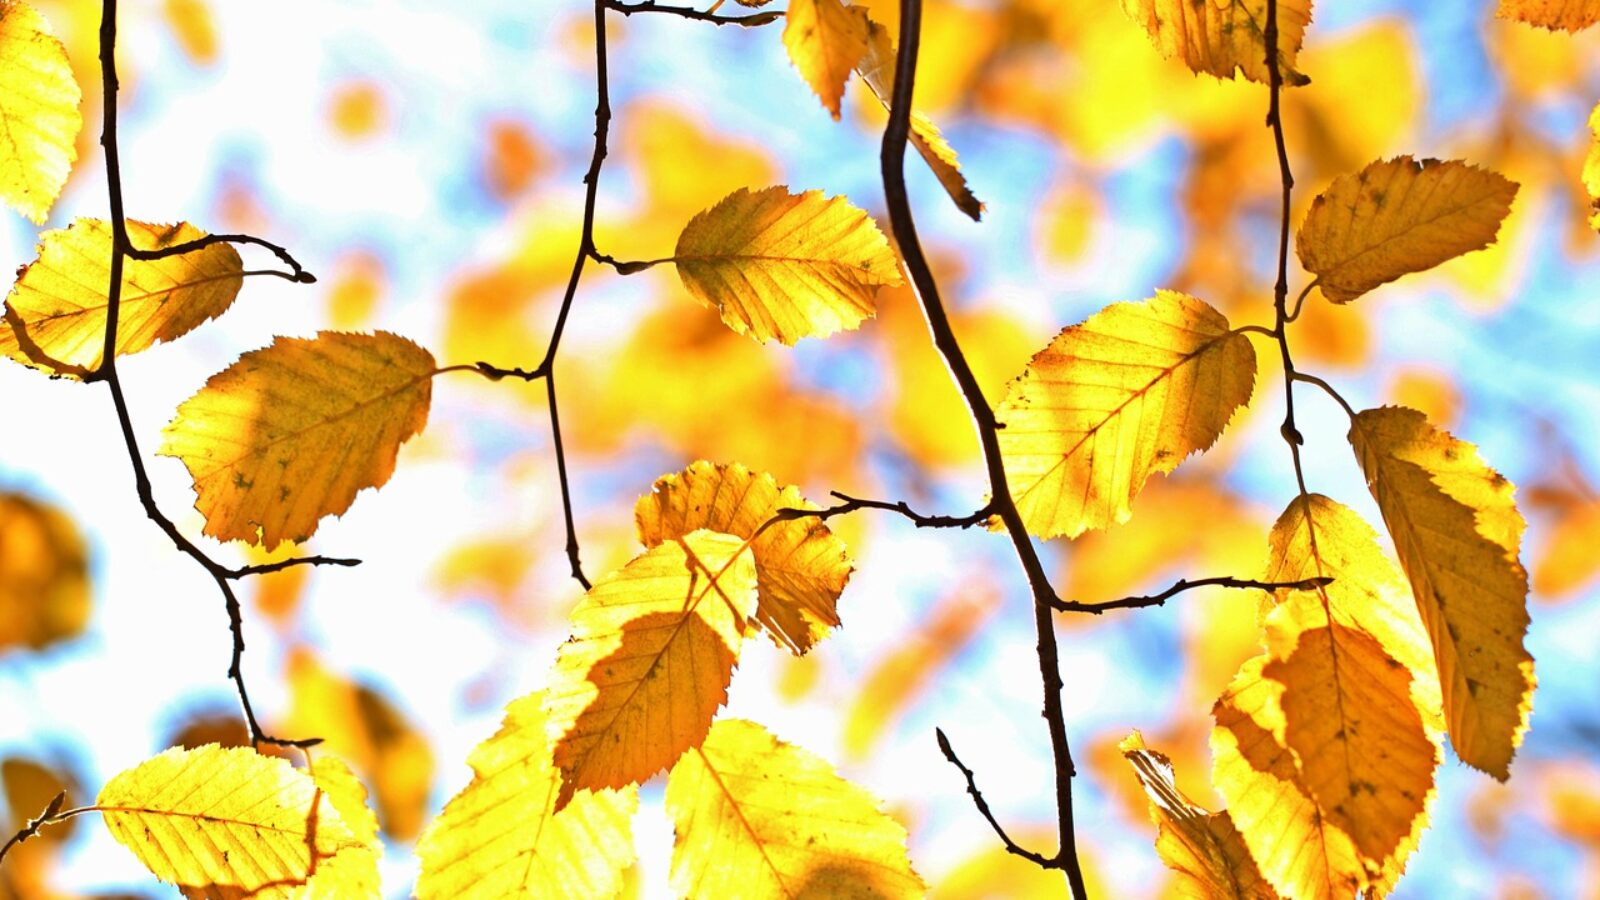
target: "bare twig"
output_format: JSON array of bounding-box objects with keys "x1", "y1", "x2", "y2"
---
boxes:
[
  {"x1": 935, "y1": 729, "x2": 1055, "y2": 868},
  {"x1": 0, "y1": 792, "x2": 65, "y2": 866},
  {"x1": 880, "y1": 0, "x2": 1085, "y2": 894},
  {"x1": 1054, "y1": 575, "x2": 1334, "y2": 614},
  {"x1": 224, "y1": 555, "x2": 362, "y2": 579},
  {"x1": 776, "y1": 492, "x2": 993, "y2": 529},
  {"x1": 126, "y1": 232, "x2": 316, "y2": 283},
  {"x1": 606, "y1": 0, "x2": 783, "y2": 26}
]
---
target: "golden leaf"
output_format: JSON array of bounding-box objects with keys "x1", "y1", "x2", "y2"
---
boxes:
[
  {"x1": 1213, "y1": 495, "x2": 1440, "y2": 898},
  {"x1": 416, "y1": 691, "x2": 637, "y2": 899},
  {"x1": 665, "y1": 718, "x2": 925, "y2": 898},
  {"x1": 0, "y1": 492, "x2": 89, "y2": 653},
  {"x1": 995, "y1": 291, "x2": 1256, "y2": 540},
  {"x1": 1498, "y1": 0, "x2": 1600, "y2": 31},
  {"x1": 544, "y1": 530, "x2": 759, "y2": 808},
  {"x1": 0, "y1": 0, "x2": 80, "y2": 224},
  {"x1": 634, "y1": 460, "x2": 853, "y2": 655},
  {"x1": 303, "y1": 757, "x2": 383, "y2": 900},
  {"x1": 1120, "y1": 731, "x2": 1279, "y2": 900},
  {"x1": 1349, "y1": 406, "x2": 1535, "y2": 780},
  {"x1": 1, "y1": 220, "x2": 244, "y2": 378},
  {"x1": 856, "y1": 18, "x2": 984, "y2": 220},
  {"x1": 98, "y1": 745, "x2": 380, "y2": 899},
  {"x1": 1297, "y1": 157, "x2": 1518, "y2": 303},
  {"x1": 673, "y1": 186, "x2": 901, "y2": 345},
  {"x1": 159, "y1": 331, "x2": 436, "y2": 549},
  {"x1": 783, "y1": 0, "x2": 871, "y2": 119},
  {"x1": 1121, "y1": 0, "x2": 1313, "y2": 86}
]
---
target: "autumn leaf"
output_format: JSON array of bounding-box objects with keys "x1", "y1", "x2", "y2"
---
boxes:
[
  {"x1": 416, "y1": 691, "x2": 637, "y2": 899},
  {"x1": 856, "y1": 18, "x2": 984, "y2": 220},
  {"x1": 1498, "y1": 0, "x2": 1600, "y2": 31},
  {"x1": 98, "y1": 745, "x2": 380, "y2": 899},
  {"x1": 544, "y1": 530, "x2": 759, "y2": 808},
  {"x1": 305, "y1": 756, "x2": 384, "y2": 899},
  {"x1": 0, "y1": 492, "x2": 90, "y2": 653},
  {"x1": 673, "y1": 186, "x2": 901, "y2": 345},
  {"x1": 1, "y1": 220, "x2": 244, "y2": 377},
  {"x1": 1297, "y1": 157, "x2": 1518, "y2": 303},
  {"x1": 158, "y1": 331, "x2": 436, "y2": 549},
  {"x1": 665, "y1": 718, "x2": 925, "y2": 899},
  {"x1": 1586, "y1": 103, "x2": 1600, "y2": 230},
  {"x1": 784, "y1": 0, "x2": 871, "y2": 120},
  {"x1": 1122, "y1": 0, "x2": 1313, "y2": 86},
  {"x1": 634, "y1": 460, "x2": 853, "y2": 655},
  {"x1": 995, "y1": 291, "x2": 1256, "y2": 540},
  {"x1": 0, "y1": 0, "x2": 80, "y2": 224},
  {"x1": 1212, "y1": 494, "x2": 1440, "y2": 898},
  {"x1": 1120, "y1": 732, "x2": 1279, "y2": 899},
  {"x1": 1349, "y1": 406, "x2": 1536, "y2": 780}
]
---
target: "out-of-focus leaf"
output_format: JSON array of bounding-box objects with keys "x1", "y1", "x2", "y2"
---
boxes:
[
  {"x1": 1587, "y1": 103, "x2": 1600, "y2": 230},
  {"x1": 1534, "y1": 497, "x2": 1600, "y2": 600},
  {"x1": 995, "y1": 291, "x2": 1256, "y2": 539},
  {"x1": 665, "y1": 718, "x2": 924, "y2": 899},
  {"x1": 1, "y1": 220, "x2": 243, "y2": 377},
  {"x1": 416, "y1": 691, "x2": 637, "y2": 899},
  {"x1": 159, "y1": 331, "x2": 435, "y2": 549},
  {"x1": 1297, "y1": 157, "x2": 1518, "y2": 303},
  {"x1": 1498, "y1": 0, "x2": 1600, "y2": 31},
  {"x1": 1121, "y1": 0, "x2": 1313, "y2": 86},
  {"x1": 0, "y1": 0, "x2": 80, "y2": 224},
  {"x1": 783, "y1": 0, "x2": 871, "y2": 119},
  {"x1": 162, "y1": 0, "x2": 218, "y2": 65},
  {"x1": 0, "y1": 492, "x2": 89, "y2": 653},
  {"x1": 635, "y1": 460, "x2": 852, "y2": 655},
  {"x1": 544, "y1": 530, "x2": 759, "y2": 808},
  {"x1": 1349, "y1": 406, "x2": 1535, "y2": 780},
  {"x1": 673, "y1": 186, "x2": 901, "y2": 344}
]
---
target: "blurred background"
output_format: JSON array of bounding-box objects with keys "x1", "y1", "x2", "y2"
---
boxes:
[{"x1": 2, "y1": 0, "x2": 1599, "y2": 896}]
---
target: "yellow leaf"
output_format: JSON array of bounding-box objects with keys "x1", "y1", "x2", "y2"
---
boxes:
[
  {"x1": 416, "y1": 691, "x2": 638, "y2": 899},
  {"x1": 0, "y1": 0, "x2": 80, "y2": 224},
  {"x1": 1120, "y1": 732, "x2": 1279, "y2": 900},
  {"x1": 1296, "y1": 157, "x2": 1518, "y2": 303},
  {"x1": 1, "y1": 220, "x2": 244, "y2": 378},
  {"x1": 1120, "y1": 0, "x2": 1313, "y2": 86},
  {"x1": 784, "y1": 0, "x2": 871, "y2": 119},
  {"x1": 1349, "y1": 406, "x2": 1536, "y2": 780},
  {"x1": 856, "y1": 18, "x2": 984, "y2": 220},
  {"x1": 1498, "y1": 0, "x2": 1600, "y2": 31},
  {"x1": 995, "y1": 291, "x2": 1256, "y2": 539},
  {"x1": 98, "y1": 745, "x2": 380, "y2": 899},
  {"x1": 665, "y1": 718, "x2": 925, "y2": 899},
  {"x1": 159, "y1": 331, "x2": 436, "y2": 549},
  {"x1": 544, "y1": 530, "x2": 759, "y2": 808},
  {"x1": 673, "y1": 186, "x2": 901, "y2": 345},
  {"x1": 304, "y1": 756, "x2": 383, "y2": 900},
  {"x1": 1214, "y1": 494, "x2": 1440, "y2": 897},
  {"x1": 1586, "y1": 103, "x2": 1600, "y2": 230},
  {"x1": 634, "y1": 460, "x2": 853, "y2": 655},
  {"x1": 0, "y1": 492, "x2": 89, "y2": 653}
]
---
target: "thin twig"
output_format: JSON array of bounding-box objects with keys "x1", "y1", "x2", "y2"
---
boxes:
[
  {"x1": 1054, "y1": 575, "x2": 1333, "y2": 614},
  {"x1": 606, "y1": 0, "x2": 783, "y2": 26},
  {"x1": 0, "y1": 792, "x2": 65, "y2": 866},
  {"x1": 126, "y1": 232, "x2": 316, "y2": 283},
  {"x1": 224, "y1": 556, "x2": 362, "y2": 579},
  {"x1": 935, "y1": 729, "x2": 1054, "y2": 868},
  {"x1": 775, "y1": 492, "x2": 993, "y2": 529},
  {"x1": 1292, "y1": 371, "x2": 1359, "y2": 421},
  {"x1": 1264, "y1": 0, "x2": 1311, "y2": 501},
  {"x1": 880, "y1": 1, "x2": 1085, "y2": 894}
]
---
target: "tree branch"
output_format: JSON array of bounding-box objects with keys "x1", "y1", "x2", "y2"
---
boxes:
[
  {"x1": 775, "y1": 492, "x2": 993, "y2": 529},
  {"x1": 606, "y1": 0, "x2": 783, "y2": 26},
  {"x1": 936, "y1": 729, "x2": 1055, "y2": 868},
  {"x1": 1053, "y1": 575, "x2": 1334, "y2": 614},
  {"x1": 125, "y1": 232, "x2": 315, "y2": 283},
  {"x1": 1264, "y1": 0, "x2": 1311, "y2": 501},
  {"x1": 880, "y1": 1, "x2": 1085, "y2": 894},
  {"x1": 223, "y1": 555, "x2": 362, "y2": 579},
  {"x1": 0, "y1": 792, "x2": 65, "y2": 866}
]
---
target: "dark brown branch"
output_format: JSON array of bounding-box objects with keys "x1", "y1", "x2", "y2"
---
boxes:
[
  {"x1": 224, "y1": 555, "x2": 362, "y2": 579},
  {"x1": 1264, "y1": 0, "x2": 1311, "y2": 500},
  {"x1": 126, "y1": 232, "x2": 315, "y2": 283},
  {"x1": 606, "y1": 0, "x2": 783, "y2": 26},
  {"x1": 775, "y1": 492, "x2": 993, "y2": 529},
  {"x1": 936, "y1": 729, "x2": 1054, "y2": 867},
  {"x1": 880, "y1": 1, "x2": 1085, "y2": 895},
  {"x1": 1054, "y1": 575, "x2": 1334, "y2": 614},
  {"x1": 0, "y1": 792, "x2": 65, "y2": 866}
]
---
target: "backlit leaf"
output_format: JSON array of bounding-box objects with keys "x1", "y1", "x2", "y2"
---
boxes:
[
  {"x1": 673, "y1": 186, "x2": 901, "y2": 345},
  {"x1": 1121, "y1": 0, "x2": 1313, "y2": 86},
  {"x1": 0, "y1": 492, "x2": 89, "y2": 653},
  {"x1": 159, "y1": 331, "x2": 436, "y2": 549},
  {"x1": 544, "y1": 530, "x2": 759, "y2": 808},
  {"x1": 0, "y1": 0, "x2": 80, "y2": 224},
  {"x1": 417, "y1": 691, "x2": 637, "y2": 899},
  {"x1": 665, "y1": 718, "x2": 924, "y2": 899},
  {"x1": 305, "y1": 757, "x2": 383, "y2": 899},
  {"x1": 1297, "y1": 157, "x2": 1518, "y2": 303},
  {"x1": 1120, "y1": 731, "x2": 1279, "y2": 899},
  {"x1": 1498, "y1": 0, "x2": 1600, "y2": 31},
  {"x1": 1349, "y1": 406, "x2": 1535, "y2": 780},
  {"x1": 995, "y1": 291, "x2": 1256, "y2": 539},
  {"x1": 634, "y1": 460, "x2": 853, "y2": 655},
  {"x1": 1, "y1": 220, "x2": 244, "y2": 377},
  {"x1": 783, "y1": 0, "x2": 870, "y2": 119},
  {"x1": 98, "y1": 745, "x2": 380, "y2": 899},
  {"x1": 856, "y1": 18, "x2": 984, "y2": 220}
]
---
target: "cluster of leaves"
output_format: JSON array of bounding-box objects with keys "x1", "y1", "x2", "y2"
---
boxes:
[{"x1": 2, "y1": 0, "x2": 1597, "y2": 896}]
